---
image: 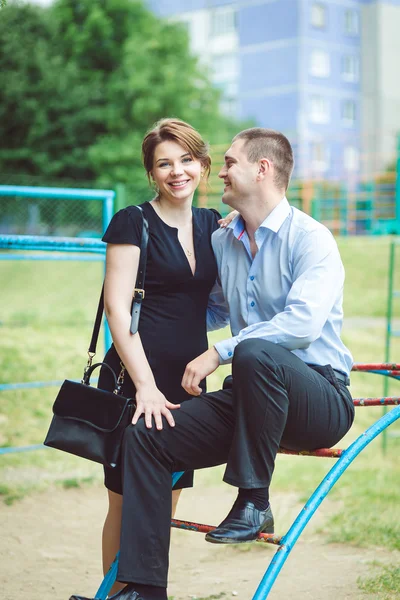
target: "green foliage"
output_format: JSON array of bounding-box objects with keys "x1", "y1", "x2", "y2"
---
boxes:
[{"x1": 0, "y1": 0, "x2": 244, "y2": 200}]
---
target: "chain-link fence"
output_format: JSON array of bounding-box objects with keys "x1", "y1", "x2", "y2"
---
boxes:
[
  {"x1": 0, "y1": 195, "x2": 106, "y2": 237},
  {"x1": 0, "y1": 175, "x2": 117, "y2": 237},
  {"x1": 1, "y1": 158, "x2": 398, "y2": 237}
]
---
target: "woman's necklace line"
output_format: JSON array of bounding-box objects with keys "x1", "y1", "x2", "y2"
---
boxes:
[{"x1": 155, "y1": 198, "x2": 194, "y2": 257}]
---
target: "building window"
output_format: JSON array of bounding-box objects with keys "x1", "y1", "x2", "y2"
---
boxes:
[
  {"x1": 344, "y1": 9, "x2": 359, "y2": 35},
  {"x1": 311, "y1": 141, "x2": 330, "y2": 173},
  {"x1": 344, "y1": 146, "x2": 359, "y2": 172},
  {"x1": 310, "y1": 50, "x2": 330, "y2": 78},
  {"x1": 311, "y1": 3, "x2": 327, "y2": 29},
  {"x1": 310, "y1": 95, "x2": 330, "y2": 124},
  {"x1": 341, "y1": 99, "x2": 356, "y2": 125},
  {"x1": 212, "y1": 53, "x2": 239, "y2": 82},
  {"x1": 211, "y1": 7, "x2": 237, "y2": 37},
  {"x1": 341, "y1": 55, "x2": 359, "y2": 82}
]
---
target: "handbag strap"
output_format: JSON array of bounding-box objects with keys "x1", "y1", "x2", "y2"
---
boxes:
[{"x1": 88, "y1": 205, "x2": 149, "y2": 357}]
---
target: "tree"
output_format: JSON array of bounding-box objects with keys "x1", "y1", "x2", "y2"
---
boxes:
[{"x1": 0, "y1": 0, "x2": 243, "y2": 203}]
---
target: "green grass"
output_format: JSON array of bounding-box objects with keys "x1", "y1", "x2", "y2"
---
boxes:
[
  {"x1": 358, "y1": 565, "x2": 400, "y2": 599},
  {"x1": 338, "y1": 236, "x2": 399, "y2": 318},
  {"x1": 0, "y1": 238, "x2": 399, "y2": 567},
  {"x1": 168, "y1": 595, "x2": 227, "y2": 600}
]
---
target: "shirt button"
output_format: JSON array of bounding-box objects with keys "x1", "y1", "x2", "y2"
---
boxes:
[
  {"x1": 250, "y1": 276, "x2": 255, "y2": 281},
  {"x1": 250, "y1": 301, "x2": 255, "y2": 307},
  {"x1": 228, "y1": 351, "x2": 232, "y2": 357}
]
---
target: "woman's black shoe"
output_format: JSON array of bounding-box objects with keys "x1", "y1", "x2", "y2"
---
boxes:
[{"x1": 205, "y1": 500, "x2": 274, "y2": 544}]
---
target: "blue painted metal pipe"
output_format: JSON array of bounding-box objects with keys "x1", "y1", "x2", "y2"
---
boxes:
[
  {"x1": 0, "y1": 380, "x2": 66, "y2": 391},
  {"x1": 0, "y1": 234, "x2": 106, "y2": 253},
  {"x1": 0, "y1": 254, "x2": 105, "y2": 261},
  {"x1": 0, "y1": 444, "x2": 48, "y2": 455},
  {"x1": 0, "y1": 185, "x2": 115, "y2": 201},
  {"x1": 367, "y1": 369, "x2": 400, "y2": 380},
  {"x1": 103, "y1": 195, "x2": 114, "y2": 237},
  {"x1": 252, "y1": 404, "x2": 400, "y2": 599},
  {"x1": 0, "y1": 378, "x2": 98, "y2": 392}
]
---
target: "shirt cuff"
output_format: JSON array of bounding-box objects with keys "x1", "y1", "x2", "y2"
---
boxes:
[{"x1": 214, "y1": 337, "x2": 239, "y2": 365}]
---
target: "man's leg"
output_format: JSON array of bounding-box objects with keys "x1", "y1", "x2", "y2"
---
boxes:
[
  {"x1": 117, "y1": 389, "x2": 235, "y2": 588},
  {"x1": 225, "y1": 338, "x2": 353, "y2": 487},
  {"x1": 206, "y1": 338, "x2": 354, "y2": 543}
]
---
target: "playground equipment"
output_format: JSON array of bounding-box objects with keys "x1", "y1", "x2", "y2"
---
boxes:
[
  {"x1": 0, "y1": 185, "x2": 115, "y2": 237},
  {"x1": 90, "y1": 368, "x2": 399, "y2": 599},
  {"x1": 0, "y1": 185, "x2": 115, "y2": 456}
]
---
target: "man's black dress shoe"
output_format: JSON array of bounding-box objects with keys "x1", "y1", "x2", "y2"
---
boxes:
[
  {"x1": 69, "y1": 583, "x2": 144, "y2": 599},
  {"x1": 205, "y1": 500, "x2": 274, "y2": 544}
]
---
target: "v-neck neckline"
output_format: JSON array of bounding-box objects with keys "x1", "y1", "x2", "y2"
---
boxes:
[{"x1": 144, "y1": 202, "x2": 200, "y2": 278}]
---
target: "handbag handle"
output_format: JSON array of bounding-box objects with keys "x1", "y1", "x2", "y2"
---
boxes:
[
  {"x1": 87, "y1": 206, "x2": 149, "y2": 360},
  {"x1": 82, "y1": 362, "x2": 118, "y2": 388}
]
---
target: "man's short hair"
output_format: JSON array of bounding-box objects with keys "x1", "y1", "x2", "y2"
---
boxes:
[{"x1": 233, "y1": 128, "x2": 294, "y2": 190}]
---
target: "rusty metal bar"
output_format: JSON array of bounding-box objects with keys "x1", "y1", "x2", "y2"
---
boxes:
[{"x1": 171, "y1": 518, "x2": 282, "y2": 545}]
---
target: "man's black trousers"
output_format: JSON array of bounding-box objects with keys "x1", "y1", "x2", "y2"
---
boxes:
[{"x1": 117, "y1": 339, "x2": 354, "y2": 586}]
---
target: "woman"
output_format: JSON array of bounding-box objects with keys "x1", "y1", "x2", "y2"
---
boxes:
[{"x1": 98, "y1": 118, "x2": 230, "y2": 595}]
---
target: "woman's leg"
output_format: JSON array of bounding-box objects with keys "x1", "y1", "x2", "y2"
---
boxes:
[
  {"x1": 102, "y1": 489, "x2": 183, "y2": 595},
  {"x1": 102, "y1": 490, "x2": 125, "y2": 595},
  {"x1": 171, "y1": 488, "x2": 182, "y2": 518}
]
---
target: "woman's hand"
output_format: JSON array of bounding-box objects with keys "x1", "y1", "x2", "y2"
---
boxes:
[
  {"x1": 218, "y1": 210, "x2": 239, "y2": 228},
  {"x1": 132, "y1": 382, "x2": 180, "y2": 430}
]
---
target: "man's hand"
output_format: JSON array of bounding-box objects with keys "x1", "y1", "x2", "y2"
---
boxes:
[{"x1": 182, "y1": 347, "x2": 220, "y2": 396}]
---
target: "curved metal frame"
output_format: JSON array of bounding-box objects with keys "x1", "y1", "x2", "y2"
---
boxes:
[
  {"x1": 93, "y1": 404, "x2": 399, "y2": 600},
  {"x1": 252, "y1": 404, "x2": 400, "y2": 599}
]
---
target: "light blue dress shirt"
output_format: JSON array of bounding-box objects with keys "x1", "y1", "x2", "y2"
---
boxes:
[{"x1": 211, "y1": 197, "x2": 353, "y2": 376}]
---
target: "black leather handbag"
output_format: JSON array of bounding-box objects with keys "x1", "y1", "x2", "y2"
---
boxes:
[{"x1": 44, "y1": 207, "x2": 149, "y2": 468}]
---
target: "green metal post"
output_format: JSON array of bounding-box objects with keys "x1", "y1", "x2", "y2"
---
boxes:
[
  {"x1": 311, "y1": 183, "x2": 321, "y2": 222},
  {"x1": 115, "y1": 183, "x2": 128, "y2": 213},
  {"x1": 340, "y1": 183, "x2": 348, "y2": 236},
  {"x1": 364, "y1": 180, "x2": 374, "y2": 234},
  {"x1": 382, "y1": 241, "x2": 395, "y2": 453},
  {"x1": 396, "y1": 133, "x2": 400, "y2": 228}
]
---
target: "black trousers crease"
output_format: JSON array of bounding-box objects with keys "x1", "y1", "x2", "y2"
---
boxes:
[{"x1": 118, "y1": 339, "x2": 354, "y2": 586}]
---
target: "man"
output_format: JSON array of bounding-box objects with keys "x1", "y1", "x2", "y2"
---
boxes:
[{"x1": 71, "y1": 129, "x2": 354, "y2": 600}]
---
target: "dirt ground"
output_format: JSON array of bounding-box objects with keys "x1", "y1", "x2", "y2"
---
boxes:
[{"x1": 1, "y1": 480, "x2": 396, "y2": 600}]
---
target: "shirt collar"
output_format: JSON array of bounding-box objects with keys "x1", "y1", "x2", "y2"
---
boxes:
[
  {"x1": 228, "y1": 197, "x2": 290, "y2": 238},
  {"x1": 260, "y1": 197, "x2": 290, "y2": 233}
]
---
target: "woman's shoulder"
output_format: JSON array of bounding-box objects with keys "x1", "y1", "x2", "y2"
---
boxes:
[
  {"x1": 102, "y1": 204, "x2": 147, "y2": 244},
  {"x1": 119, "y1": 202, "x2": 148, "y2": 218},
  {"x1": 194, "y1": 206, "x2": 221, "y2": 228}
]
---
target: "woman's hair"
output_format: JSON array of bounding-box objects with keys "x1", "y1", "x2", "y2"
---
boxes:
[{"x1": 142, "y1": 118, "x2": 211, "y2": 182}]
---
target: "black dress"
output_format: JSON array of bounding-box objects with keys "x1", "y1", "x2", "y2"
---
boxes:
[{"x1": 98, "y1": 201, "x2": 221, "y2": 494}]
